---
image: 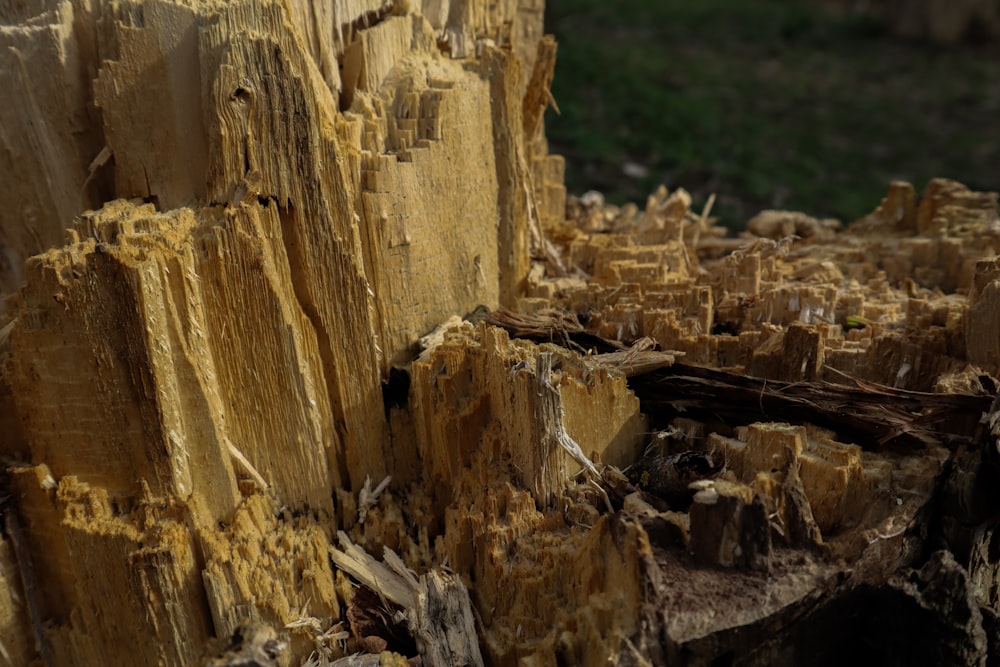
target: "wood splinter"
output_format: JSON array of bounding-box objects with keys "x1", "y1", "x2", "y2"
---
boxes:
[{"x1": 329, "y1": 532, "x2": 484, "y2": 667}]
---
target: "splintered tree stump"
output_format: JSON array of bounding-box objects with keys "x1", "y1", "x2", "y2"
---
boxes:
[{"x1": 2, "y1": 2, "x2": 1000, "y2": 666}]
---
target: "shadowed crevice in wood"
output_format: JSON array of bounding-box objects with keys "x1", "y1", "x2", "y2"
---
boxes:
[{"x1": 276, "y1": 200, "x2": 353, "y2": 492}]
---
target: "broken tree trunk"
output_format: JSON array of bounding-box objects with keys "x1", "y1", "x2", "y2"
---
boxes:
[{"x1": 2, "y1": 2, "x2": 1000, "y2": 667}]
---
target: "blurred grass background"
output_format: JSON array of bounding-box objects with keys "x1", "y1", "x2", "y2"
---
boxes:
[{"x1": 544, "y1": 0, "x2": 1000, "y2": 230}]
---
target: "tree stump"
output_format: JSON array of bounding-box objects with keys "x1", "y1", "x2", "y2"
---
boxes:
[{"x1": 2, "y1": 2, "x2": 1000, "y2": 667}]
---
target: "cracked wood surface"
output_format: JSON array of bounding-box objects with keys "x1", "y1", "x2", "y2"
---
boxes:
[{"x1": 2, "y1": 1, "x2": 1000, "y2": 667}]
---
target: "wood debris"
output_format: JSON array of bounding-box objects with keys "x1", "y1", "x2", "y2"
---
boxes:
[{"x1": 329, "y1": 532, "x2": 483, "y2": 667}]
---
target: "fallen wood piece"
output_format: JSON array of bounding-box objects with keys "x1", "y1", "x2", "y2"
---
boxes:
[
  {"x1": 486, "y1": 307, "x2": 625, "y2": 353},
  {"x1": 628, "y1": 362, "x2": 993, "y2": 449},
  {"x1": 582, "y1": 335, "x2": 680, "y2": 377},
  {"x1": 205, "y1": 622, "x2": 286, "y2": 667},
  {"x1": 329, "y1": 532, "x2": 484, "y2": 667}
]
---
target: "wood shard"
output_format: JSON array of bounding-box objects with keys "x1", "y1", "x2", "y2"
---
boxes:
[
  {"x1": 689, "y1": 479, "x2": 772, "y2": 570},
  {"x1": 330, "y1": 532, "x2": 484, "y2": 667}
]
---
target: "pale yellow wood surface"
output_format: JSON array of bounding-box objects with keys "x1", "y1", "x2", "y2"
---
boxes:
[
  {"x1": 0, "y1": 2, "x2": 104, "y2": 298},
  {"x1": 0, "y1": 0, "x2": 562, "y2": 664}
]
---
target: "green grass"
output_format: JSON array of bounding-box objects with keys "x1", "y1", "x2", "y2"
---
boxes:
[{"x1": 544, "y1": 0, "x2": 1000, "y2": 230}]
